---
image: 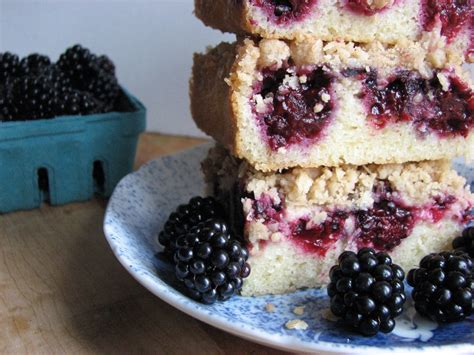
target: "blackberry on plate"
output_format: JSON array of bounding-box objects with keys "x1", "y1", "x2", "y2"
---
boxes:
[
  {"x1": 328, "y1": 248, "x2": 406, "y2": 336},
  {"x1": 173, "y1": 217, "x2": 250, "y2": 303},
  {"x1": 158, "y1": 196, "x2": 224, "y2": 258},
  {"x1": 452, "y1": 226, "x2": 474, "y2": 258},
  {"x1": 408, "y1": 250, "x2": 473, "y2": 323}
]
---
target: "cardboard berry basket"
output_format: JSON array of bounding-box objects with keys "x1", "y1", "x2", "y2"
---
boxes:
[{"x1": 0, "y1": 88, "x2": 146, "y2": 213}]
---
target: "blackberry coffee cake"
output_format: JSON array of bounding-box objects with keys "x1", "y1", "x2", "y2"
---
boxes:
[
  {"x1": 176, "y1": 0, "x2": 474, "y2": 303},
  {"x1": 191, "y1": 39, "x2": 474, "y2": 171},
  {"x1": 195, "y1": 0, "x2": 473, "y2": 63},
  {"x1": 203, "y1": 146, "x2": 474, "y2": 296}
]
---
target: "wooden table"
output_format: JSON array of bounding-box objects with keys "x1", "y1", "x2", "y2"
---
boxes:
[{"x1": 0, "y1": 133, "x2": 289, "y2": 354}]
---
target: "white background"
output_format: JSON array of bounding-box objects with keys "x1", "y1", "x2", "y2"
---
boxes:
[{"x1": 0, "y1": 0, "x2": 234, "y2": 137}]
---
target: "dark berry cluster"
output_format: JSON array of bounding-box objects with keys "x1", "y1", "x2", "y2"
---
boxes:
[
  {"x1": 452, "y1": 226, "x2": 474, "y2": 258},
  {"x1": 159, "y1": 196, "x2": 251, "y2": 304},
  {"x1": 328, "y1": 248, "x2": 406, "y2": 336},
  {"x1": 0, "y1": 45, "x2": 121, "y2": 121},
  {"x1": 159, "y1": 196, "x2": 223, "y2": 258},
  {"x1": 408, "y1": 251, "x2": 473, "y2": 323},
  {"x1": 174, "y1": 218, "x2": 250, "y2": 303}
]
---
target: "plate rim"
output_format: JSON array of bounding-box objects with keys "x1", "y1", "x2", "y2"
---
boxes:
[{"x1": 103, "y1": 144, "x2": 474, "y2": 354}]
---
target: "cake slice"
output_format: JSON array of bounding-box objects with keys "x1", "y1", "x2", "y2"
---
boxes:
[
  {"x1": 191, "y1": 39, "x2": 474, "y2": 172},
  {"x1": 203, "y1": 146, "x2": 474, "y2": 296},
  {"x1": 195, "y1": 0, "x2": 473, "y2": 63}
]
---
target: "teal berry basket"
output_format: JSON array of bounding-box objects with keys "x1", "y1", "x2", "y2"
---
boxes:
[{"x1": 0, "y1": 88, "x2": 146, "y2": 213}]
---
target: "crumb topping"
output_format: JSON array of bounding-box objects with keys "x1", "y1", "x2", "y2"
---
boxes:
[
  {"x1": 204, "y1": 146, "x2": 471, "y2": 209},
  {"x1": 253, "y1": 38, "x2": 463, "y2": 79},
  {"x1": 257, "y1": 39, "x2": 290, "y2": 69}
]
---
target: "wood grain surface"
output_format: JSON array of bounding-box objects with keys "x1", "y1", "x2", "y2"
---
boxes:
[{"x1": 0, "y1": 133, "x2": 289, "y2": 355}]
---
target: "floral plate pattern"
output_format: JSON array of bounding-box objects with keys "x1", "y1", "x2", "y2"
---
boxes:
[{"x1": 104, "y1": 143, "x2": 474, "y2": 354}]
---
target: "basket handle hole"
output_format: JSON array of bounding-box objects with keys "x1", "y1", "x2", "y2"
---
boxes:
[
  {"x1": 93, "y1": 161, "x2": 106, "y2": 195},
  {"x1": 37, "y1": 167, "x2": 50, "y2": 203}
]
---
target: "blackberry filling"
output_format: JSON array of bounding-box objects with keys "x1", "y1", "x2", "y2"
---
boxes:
[
  {"x1": 253, "y1": 197, "x2": 283, "y2": 221},
  {"x1": 246, "y1": 185, "x2": 464, "y2": 255},
  {"x1": 291, "y1": 212, "x2": 348, "y2": 256},
  {"x1": 252, "y1": 0, "x2": 318, "y2": 25},
  {"x1": 421, "y1": 0, "x2": 472, "y2": 42},
  {"x1": 356, "y1": 199, "x2": 414, "y2": 251},
  {"x1": 428, "y1": 195, "x2": 457, "y2": 223},
  {"x1": 255, "y1": 66, "x2": 335, "y2": 150},
  {"x1": 344, "y1": 0, "x2": 395, "y2": 15},
  {"x1": 358, "y1": 69, "x2": 474, "y2": 137}
]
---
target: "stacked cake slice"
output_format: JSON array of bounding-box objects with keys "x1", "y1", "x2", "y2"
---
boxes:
[{"x1": 190, "y1": 0, "x2": 474, "y2": 296}]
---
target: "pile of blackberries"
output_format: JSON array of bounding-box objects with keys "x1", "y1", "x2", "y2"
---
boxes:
[
  {"x1": 329, "y1": 226, "x2": 474, "y2": 336},
  {"x1": 0, "y1": 45, "x2": 120, "y2": 121},
  {"x1": 159, "y1": 196, "x2": 251, "y2": 304}
]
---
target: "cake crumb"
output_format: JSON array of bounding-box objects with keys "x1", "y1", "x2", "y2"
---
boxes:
[
  {"x1": 265, "y1": 303, "x2": 276, "y2": 313},
  {"x1": 270, "y1": 232, "x2": 283, "y2": 242},
  {"x1": 322, "y1": 308, "x2": 339, "y2": 322},
  {"x1": 285, "y1": 319, "x2": 308, "y2": 330},
  {"x1": 258, "y1": 39, "x2": 290, "y2": 69},
  {"x1": 293, "y1": 306, "x2": 305, "y2": 315},
  {"x1": 436, "y1": 72, "x2": 450, "y2": 91},
  {"x1": 370, "y1": 0, "x2": 394, "y2": 10}
]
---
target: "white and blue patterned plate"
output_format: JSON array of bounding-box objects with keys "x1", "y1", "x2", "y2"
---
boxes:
[{"x1": 104, "y1": 143, "x2": 474, "y2": 354}]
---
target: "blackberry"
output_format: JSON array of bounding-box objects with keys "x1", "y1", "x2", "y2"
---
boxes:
[
  {"x1": 173, "y1": 218, "x2": 250, "y2": 303},
  {"x1": 55, "y1": 90, "x2": 101, "y2": 116},
  {"x1": 0, "y1": 97, "x2": 19, "y2": 121},
  {"x1": 408, "y1": 251, "x2": 473, "y2": 323},
  {"x1": 96, "y1": 55, "x2": 115, "y2": 75},
  {"x1": 452, "y1": 226, "x2": 474, "y2": 258},
  {"x1": 0, "y1": 52, "x2": 20, "y2": 83},
  {"x1": 57, "y1": 44, "x2": 100, "y2": 87},
  {"x1": 18, "y1": 54, "x2": 51, "y2": 76},
  {"x1": 87, "y1": 71, "x2": 119, "y2": 108},
  {"x1": 328, "y1": 249, "x2": 406, "y2": 336},
  {"x1": 57, "y1": 44, "x2": 119, "y2": 110},
  {"x1": 8, "y1": 75, "x2": 55, "y2": 120},
  {"x1": 47, "y1": 65, "x2": 72, "y2": 91},
  {"x1": 159, "y1": 196, "x2": 224, "y2": 258}
]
